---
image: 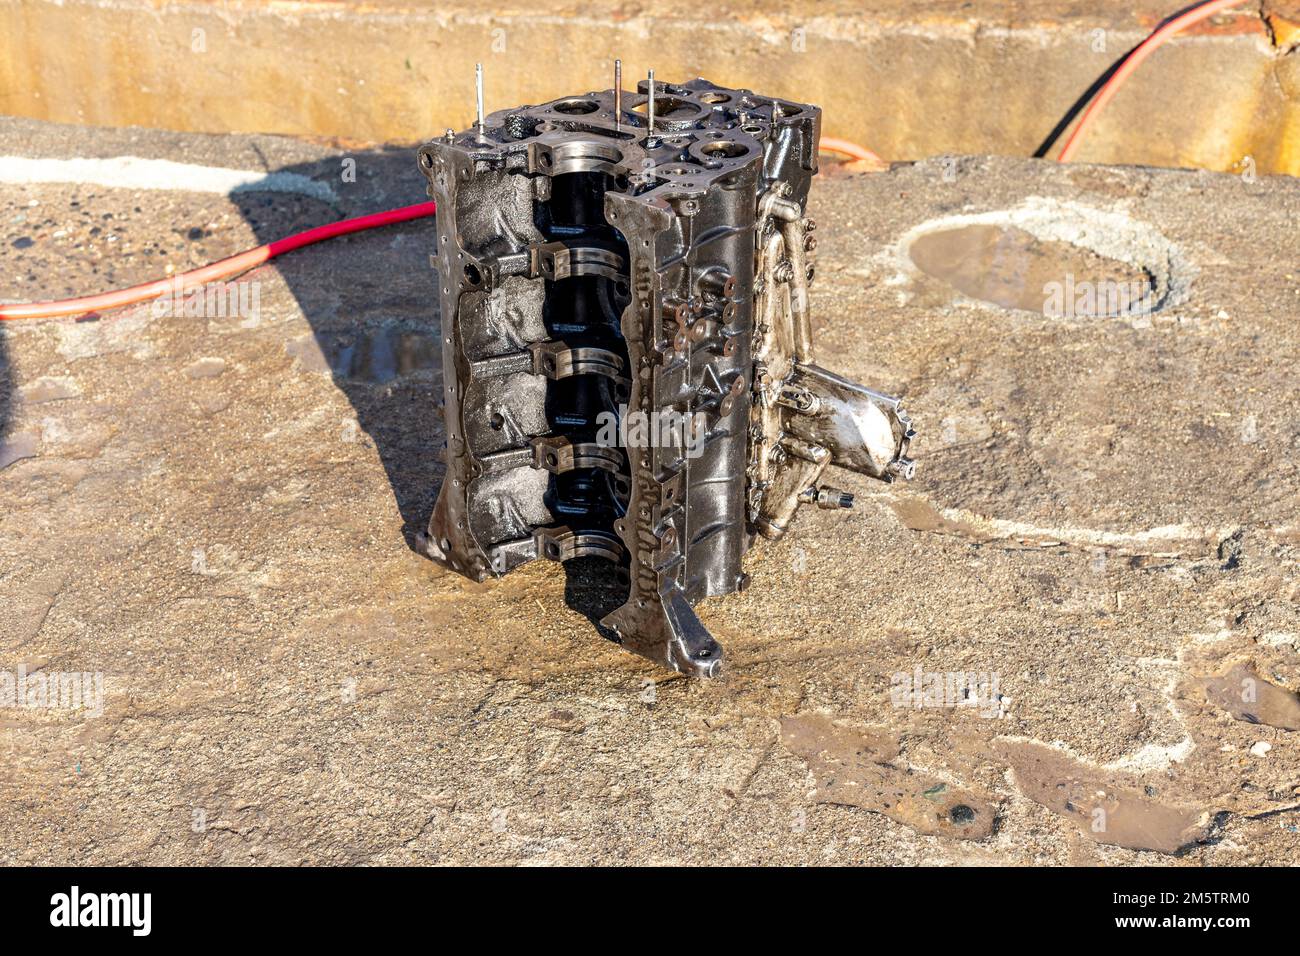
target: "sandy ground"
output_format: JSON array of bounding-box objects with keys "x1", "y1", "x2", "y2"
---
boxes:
[{"x1": 1, "y1": 118, "x2": 1298, "y2": 865}]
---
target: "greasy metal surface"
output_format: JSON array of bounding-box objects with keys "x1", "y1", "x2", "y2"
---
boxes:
[{"x1": 416, "y1": 79, "x2": 913, "y2": 676}]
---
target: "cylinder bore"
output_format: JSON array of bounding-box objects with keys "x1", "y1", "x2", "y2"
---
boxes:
[
  {"x1": 551, "y1": 98, "x2": 601, "y2": 115},
  {"x1": 543, "y1": 138, "x2": 625, "y2": 175}
]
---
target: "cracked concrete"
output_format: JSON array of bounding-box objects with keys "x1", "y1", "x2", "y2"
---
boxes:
[{"x1": 0, "y1": 119, "x2": 1298, "y2": 864}]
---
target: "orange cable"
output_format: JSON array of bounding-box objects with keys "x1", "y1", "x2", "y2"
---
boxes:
[
  {"x1": 0, "y1": 201, "x2": 437, "y2": 321},
  {"x1": 820, "y1": 136, "x2": 888, "y2": 167}
]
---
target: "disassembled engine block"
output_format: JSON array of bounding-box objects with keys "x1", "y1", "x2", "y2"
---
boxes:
[{"x1": 416, "y1": 74, "x2": 915, "y2": 677}]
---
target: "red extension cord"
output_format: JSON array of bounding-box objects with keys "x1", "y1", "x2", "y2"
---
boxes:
[{"x1": 0, "y1": 201, "x2": 437, "y2": 321}]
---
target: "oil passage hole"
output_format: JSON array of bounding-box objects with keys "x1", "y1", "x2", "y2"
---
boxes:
[{"x1": 464, "y1": 263, "x2": 483, "y2": 285}]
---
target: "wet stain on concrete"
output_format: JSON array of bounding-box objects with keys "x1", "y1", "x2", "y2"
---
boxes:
[
  {"x1": 287, "y1": 329, "x2": 439, "y2": 384},
  {"x1": 780, "y1": 714, "x2": 996, "y2": 840},
  {"x1": 909, "y1": 223, "x2": 1153, "y2": 315},
  {"x1": 891, "y1": 496, "x2": 995, "y2": 542},
  {"x1": 0, "y1": 430, "x2": 39, "y2": 469},
  {"x1": 1203, "y1": 664, "x2": 1300, "y2": 731},
  {"x1": 18, "y1": 376, "x2": 80, "y2": 403},
  {"x1": 999, "y1": 741, "x2": 1213, "y2": 854}
]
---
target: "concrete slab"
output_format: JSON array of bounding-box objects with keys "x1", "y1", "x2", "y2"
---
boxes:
[{"x1": 1, "y1": 119, "x2": 1298, "y2": 864}]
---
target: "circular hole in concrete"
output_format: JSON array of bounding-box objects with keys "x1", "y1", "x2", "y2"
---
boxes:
[
  {"x1": 910, "y1": 224, "x2": 1154, "y2": 316},
  {"x1": 901, "y1": 200, "x2": 1192, "y2": 319}
]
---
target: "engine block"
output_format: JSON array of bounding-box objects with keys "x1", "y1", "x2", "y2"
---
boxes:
[{"x1": 416, "y1": 76, "x2": 915, "y2": 677}]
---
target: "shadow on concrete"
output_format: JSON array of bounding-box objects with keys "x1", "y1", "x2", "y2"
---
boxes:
[
  {"x1": 562, "y1": 556, "x2": 625, "y2": 644},
  {"x1": 0, "y1": 330, "x2": 10, "y2": 446},
  {"x1": 240, "y1": 146, "x2": 442, "y2": 548}
]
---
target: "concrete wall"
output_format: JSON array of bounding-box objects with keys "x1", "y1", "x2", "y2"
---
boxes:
[{"x1": 3, "y1": 0, "x2": 1300, "y2": 173}]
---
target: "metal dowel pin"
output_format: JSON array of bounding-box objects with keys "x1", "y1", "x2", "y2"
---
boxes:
[
  {"x1": 475, "y1": 62, "x2": 485, "y2": 140},
  {"x1": 614, "y1": 59, "x2": 622, "y2": 134}
]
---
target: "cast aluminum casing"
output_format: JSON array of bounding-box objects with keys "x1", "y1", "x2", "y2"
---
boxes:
[{"x1": 416, "y1": 77, "x2": 914, "y2": 677}]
